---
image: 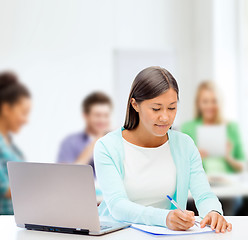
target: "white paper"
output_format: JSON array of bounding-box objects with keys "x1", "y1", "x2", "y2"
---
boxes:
[
  {"x1": 131, "y1": 224, "x2": 213, "y2": 235},
  {"x1": 197, "y1": 125, "x2": 227, "y2": 157}
]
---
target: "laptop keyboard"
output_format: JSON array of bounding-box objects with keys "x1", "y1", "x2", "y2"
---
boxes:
[
  {"x1": 100, "y1": 225, "x2": 112, "y2": 230},
  {"x1": 100, "y1": 221, "x2": 114, "y2": 231}
]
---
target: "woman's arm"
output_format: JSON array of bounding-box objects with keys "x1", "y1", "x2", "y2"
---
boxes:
[
  {"x1": 94, "y1": 140, "x2": 170, "y2": 227},
  {"x1": 225, "y1": 142, "x2": 244, "y2": 172},
  {"x1": 225, "y1": 122, "x2": 246, "y2": 172},
  {"x1": 75, "y1": 140, "x2": 97, "y2": 164},
  {"x1": 188, "y1": 137, "x2": 232, "y2": 232}
]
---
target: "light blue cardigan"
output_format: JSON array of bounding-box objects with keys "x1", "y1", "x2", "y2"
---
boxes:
[{"x1": 93, "y1": 127, "x2": 223, "y2": 227}]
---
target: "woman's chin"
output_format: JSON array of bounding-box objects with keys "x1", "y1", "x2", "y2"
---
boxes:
[
  {"x1": 10, "y1": 128, "x2": 20, "y2": 134},
  {"x1": 152, "y1": 126, "x2": 169, "y2": 136}
]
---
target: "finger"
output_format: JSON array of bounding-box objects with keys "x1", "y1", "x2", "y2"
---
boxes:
[
  {"x1": 167, "y1": 211, "x2": 189, "y2": 231},
  {"x1": 172, "y1": 221, "x2": 190, "y2": 231},
  {"x1": 221, "y1": 221, "x2": 227, "y2": 233},
  {"x1": 172, "y1": 217, "x2": 193, "y2": 231},
  {"x1": 200, "y1": 216, "x2": 210, "y2": 228},
  {"x1": 227, "y1": 223, "x2": 232, "y2": 232},
  {"x1": 172, "y1": 213, "x2": 194, "y2": 230},
  {"x1": 210, "y1": 214, "x2": 218, "y2": 230},
  {"x1": 215, "y1": 217, "x2": 224, "y2": 233},
  {"x1": 177, "y1": 210, "x2": 194, "y2": 222},
  {"x1": 185, "y1": 210, "x2": 195, "y2": 217}
]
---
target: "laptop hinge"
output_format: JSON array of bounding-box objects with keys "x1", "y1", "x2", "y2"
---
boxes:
[{"x1": 25, "y1": 224, "x2": 89, "y2": 235}]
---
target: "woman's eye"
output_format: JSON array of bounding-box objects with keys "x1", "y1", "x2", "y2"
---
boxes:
[
  {"x1": 152, "y1": 108, "x2": 160, "y2": 111},
  {"x1": 168, "y1": 108, "x2": 176, "y2": 110}
]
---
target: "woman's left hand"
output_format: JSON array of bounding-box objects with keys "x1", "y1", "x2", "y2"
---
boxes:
[{"x1": 200, "y1": 211, "x2": 232, "y2": 233}]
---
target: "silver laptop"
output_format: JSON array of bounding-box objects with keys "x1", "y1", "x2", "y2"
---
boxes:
[{"x1": 7, "y1": 162, "x2": 130, "y2": 235}]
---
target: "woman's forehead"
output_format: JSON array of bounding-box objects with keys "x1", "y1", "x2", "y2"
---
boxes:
[{"x1": 144, "y1": 90, "x2": 178, "y2": 105}]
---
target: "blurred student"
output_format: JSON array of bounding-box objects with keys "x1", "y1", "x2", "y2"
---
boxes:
[
  {"x1": 0, "y1": 71, "x2": 31, "y2": 215},
  {"x1": 181, "y1": 81, "x2": 245, "y2": 174},
  {"x1": 57, "y1": 92, "x2": 112, "y2": 174}
]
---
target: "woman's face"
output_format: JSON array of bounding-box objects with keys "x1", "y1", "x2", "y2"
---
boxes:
[
  {"x1": 1, "y1": 97, "x2": 32, "y2": 133},
  {"x1": 197, "y1": 89, "x2": 218, "y2": 122},
  {"x1": 132, "y1": 88, "x2": 178, "y2": 137}
]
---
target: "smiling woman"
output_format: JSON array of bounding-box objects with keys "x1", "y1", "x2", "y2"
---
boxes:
[{"x1": 94, "y1": 66, "x2": 232, "y2": 233}]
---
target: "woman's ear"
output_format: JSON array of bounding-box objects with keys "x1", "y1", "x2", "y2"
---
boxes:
[{"x1": 130, "y1": 98, "x2": 139, "y2": 112}]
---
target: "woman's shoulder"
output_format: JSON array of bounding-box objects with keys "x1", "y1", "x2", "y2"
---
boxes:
[
  {"x1": 168, "y1": 129, "x2": 197, "y2": 157},
  {"x1": 226, "y1": 121, "x2": 241, "y2": 137},
  {"x1": 169, "y1": 129, "x2": 195, "y2": 145},
  {"x1": 95, "y1": 127, "x2": 196, "y2": 151},
  {"x1": 94, "y1": 127, "x2": 124, "y2": 165},
  {"x1": 227, "y1": 121, "x2": 239, "y2": 130},
  {"x1": 95, "y1": 127, "x2": 123, "y2": 149},
  {"x1": 98, "y1": 127, "x2": 195, "y2": 144}
]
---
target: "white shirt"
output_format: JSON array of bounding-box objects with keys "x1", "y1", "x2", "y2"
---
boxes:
[{"x1": 123, "y1": 137, "x2": 176, "y2": 209}]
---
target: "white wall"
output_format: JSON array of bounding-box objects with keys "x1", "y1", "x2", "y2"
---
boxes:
[
  {"x1": 213, "y1": 0, "x2": 239, "y2": 121},
  {"x1": 0, "y1": 0, "x2": 246, "y2": 162},
  {"x1": 238, "y1": 0, "x2": 248, "y2": 156},
  {"x1": 112, "y1": 0, "x2": 202, "y2": 128},
  {"x1": 0, "y1": 0, "x2": 198, "y2": 163},
  {"x1": 0, "y1": 0, "x2": 115, "y2": 162}
]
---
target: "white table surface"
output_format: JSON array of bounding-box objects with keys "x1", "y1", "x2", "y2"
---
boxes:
[{"x1": 0, "y1": 216, "x2": 247, "y2": 240}]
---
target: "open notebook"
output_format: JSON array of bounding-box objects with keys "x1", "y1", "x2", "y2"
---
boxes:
[{"x1": 131, "y1": 224, "x2": 214, "y2": 236}]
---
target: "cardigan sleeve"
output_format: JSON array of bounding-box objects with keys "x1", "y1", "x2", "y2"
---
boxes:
[
  {"x1": 94, "y1": 139, "x2": 171, "y2": 227},
  {"x1": 188, "y1": 136, "x2": 223, "y2": 217}
]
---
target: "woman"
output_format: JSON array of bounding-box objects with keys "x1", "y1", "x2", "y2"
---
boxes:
[
  {"x1": 181, "y1": 81, "x2": 245, "y2": 174},
  {"x1": 0, "y1": 71, "x2": 31, "y2": 215},
  {"x1": 94, "y1": 67, "x2": 232, "y2": 233}
]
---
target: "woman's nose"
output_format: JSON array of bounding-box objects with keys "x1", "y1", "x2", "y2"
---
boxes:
[{"x1": 159, "y1": 112, "x2": 169, "y2": 122}]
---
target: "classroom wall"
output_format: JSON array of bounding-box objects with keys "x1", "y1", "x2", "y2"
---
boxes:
[
  {"x1": 0, "y1": 0, "x2": 246, "y2": 162},
  {"x1": 0, "y1": 0, "x2": 115, "y2": 162}
]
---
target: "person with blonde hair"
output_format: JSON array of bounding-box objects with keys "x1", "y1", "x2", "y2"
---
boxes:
[{"x1": 181, "y1": 81, "x2": 245, "y2": 174}]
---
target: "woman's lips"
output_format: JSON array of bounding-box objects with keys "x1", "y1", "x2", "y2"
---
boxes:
[{"x1": 155, "y1": 124, "x2": 169, "y2": 128}]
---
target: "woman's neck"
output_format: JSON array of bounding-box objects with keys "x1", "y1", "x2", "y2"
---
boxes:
[
  {"x1": 124, "y1": 123, "x2": 168, "y2": 148},
  {"x1": 202, "y1": 118, "x2": 216, "y2": 125}
]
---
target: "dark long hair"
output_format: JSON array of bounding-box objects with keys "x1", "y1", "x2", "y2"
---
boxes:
[
  {"x1": 124, "y1": 66, "x2": 179, "y2": 130},
  {"x1": 0, "y1": 71, "x2": 30, "y2": 113}
]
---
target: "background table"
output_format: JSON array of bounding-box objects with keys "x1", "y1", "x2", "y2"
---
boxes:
[
  {"x1": 0, "y1": 216, "x2": 247, "y2": 240},
  {"x1": 188, "y1": 173, "x2": 248, "y2": 199}
]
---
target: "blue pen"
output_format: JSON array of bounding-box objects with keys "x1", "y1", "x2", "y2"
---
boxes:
[{"x1": 167, "y1": 195, "x2": 200, "y2": 227}]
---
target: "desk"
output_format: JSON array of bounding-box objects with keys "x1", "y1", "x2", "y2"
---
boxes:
[{"x1": 0, "y1": 216, "x2": 247, "y2": 240}]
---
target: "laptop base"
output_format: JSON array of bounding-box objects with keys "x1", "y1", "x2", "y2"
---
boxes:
[{"x1": 25, "y1": 224, "x2": 89, "y2": 235}]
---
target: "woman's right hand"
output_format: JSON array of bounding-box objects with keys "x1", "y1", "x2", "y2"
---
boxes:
[{"x1": 166, "y1": 209, "x2": 195, "y2": 230}]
